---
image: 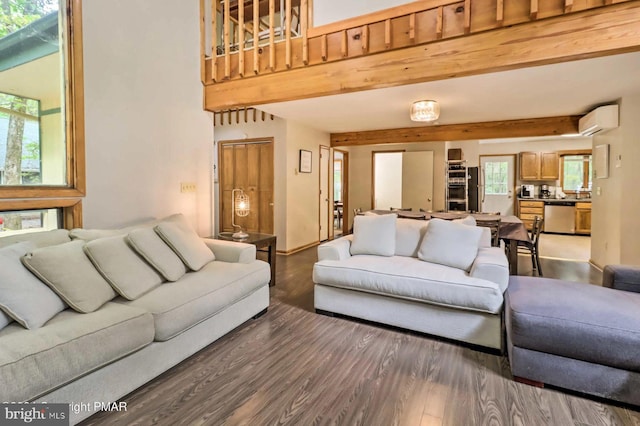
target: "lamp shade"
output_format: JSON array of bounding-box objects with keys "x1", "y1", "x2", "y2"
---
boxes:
[
  {"x1": 234, "y1": 190, "x2": 250, "y2": 217},
  {"x1": 410, "y1": 100, "x2": 440, "y2": 122}
]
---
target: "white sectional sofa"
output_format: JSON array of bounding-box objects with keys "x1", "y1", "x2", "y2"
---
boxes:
[
  {"x1": 0, "y1": 214, "x2": 270, "y2": 424},
  {"x1": 313, "y1": 215, "x2": 509, "y2": 350}
]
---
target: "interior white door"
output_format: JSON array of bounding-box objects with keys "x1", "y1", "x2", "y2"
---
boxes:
[
  {"x1": 402, "y1": 151, "x2": 434, "y2": 211},
  {"x1": 320, "y1": 146, "x2": 330, "y2": 241},
  {"x1": 480, "y1": 155, "x2": 515, "y2": 215}
]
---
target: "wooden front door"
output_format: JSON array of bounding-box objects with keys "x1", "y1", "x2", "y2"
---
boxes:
[{"x1": 219, "y1": 139, "x2": 274, "y2": 234}]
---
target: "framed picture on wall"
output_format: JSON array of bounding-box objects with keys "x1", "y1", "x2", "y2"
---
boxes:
[{"x1": 299, "y1": 150, "x2": 312, "y2": 173}]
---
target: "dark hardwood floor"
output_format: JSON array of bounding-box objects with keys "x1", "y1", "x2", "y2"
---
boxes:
[{"x1": 83, "y1": 247, "x2": 640, "y2": 426}]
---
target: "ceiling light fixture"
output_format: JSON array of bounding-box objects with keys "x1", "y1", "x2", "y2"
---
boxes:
[{"x1": 410, "y1": 100, "x2": 440, "y2": 122}]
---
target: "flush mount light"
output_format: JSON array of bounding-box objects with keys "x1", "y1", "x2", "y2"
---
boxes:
[{"x1": 410, "y1": 100, "x2": 440, "y2": 122}]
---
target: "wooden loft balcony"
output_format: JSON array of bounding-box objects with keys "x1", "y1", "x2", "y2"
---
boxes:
[{"x1": 201, "y1": 0, "x2": 640, "y2": 112}]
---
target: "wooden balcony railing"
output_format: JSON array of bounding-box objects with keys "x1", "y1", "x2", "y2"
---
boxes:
[{"x1": 201, "y1": 0, "x2": 632, "y2": 100}]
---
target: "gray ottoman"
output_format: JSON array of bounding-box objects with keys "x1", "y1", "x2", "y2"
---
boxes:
[{"x1": 506, "y1": 276, "x2": 640, "y2": 406}]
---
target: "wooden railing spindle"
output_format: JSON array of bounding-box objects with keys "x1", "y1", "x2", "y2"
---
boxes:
[
  {"x1": 286, "y1": 0, "x2": 292, "y2": 68},
  {"x1": 341, "y1": 30, "x2": 348, "y2": 58},
  {"x1": 321, "y1": 34, "x2": 328, "y2": 61},
  {"x1": 224, "y1": 0, "x2": 230, "y2": 79},
  {"x1": 497, "y1": 0, "x2": 504, "y2": 24},
  {"x1": 269, "y1": 0, "x2": 275, "y2": 71},
  {"x1": 211, "y1": 0, "x2": 218, "y2": 81},
  {"x1": 565, "y1": 0, "x2": 573, "y2": 12},
  {"x1": 464, "y1": 0, "x2": 471, "y2": 33},
  {"x1": 301, "y1": 0, "x2": 309, "y2": 65},
  {"x1": 362, "y1": 24, "x2": 369, "y2": 53},
  {"x1": 530, "y1": 0, "x2": 539, "y2": 19},
  {"x1": 409, "y1": 13, "x2": 416, "y2": 42},
  {"x1": 385, "y1": 18, "x2": 391, "y2": 48},
  {"x1": 238, "y1": 0, "x2": 245, "y2": 77},
  {"x1": 436, "y1": 7, "x2": 443, "y2": 39},
  {"x1": 253, "y1": 0, "x2": 259, "y2": 74}
]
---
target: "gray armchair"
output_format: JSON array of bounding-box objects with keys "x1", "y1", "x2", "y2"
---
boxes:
[
  {"x1": 505, "y1": 267, "x2": 640, "y2": 406},
  {"x1": 603, "y1": 264, "x2": 640, "y2": 293}
]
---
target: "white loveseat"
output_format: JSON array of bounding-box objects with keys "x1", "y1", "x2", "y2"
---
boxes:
[
  {"x1": 313, "y1": 216, "x2": 509, "y2": 350},
  {"x1": 0, "y1": 214, "x2": 270, "y2": 424}
]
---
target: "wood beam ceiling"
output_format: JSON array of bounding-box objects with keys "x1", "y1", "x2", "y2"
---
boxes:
[
  {"x1": 330, "y1": 116, "x2": 581, "y2": 147},
  {"x1": 204, "y1": 1, "x2": 640, "y2": 111}
]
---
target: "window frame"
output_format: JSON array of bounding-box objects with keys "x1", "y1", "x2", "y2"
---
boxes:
[
  {"x1": 559, "y1": 149, "x2": 592, "y2": 194},
  {"x1": 0, "y1": 0, "x2": 85, "y2": 228}
]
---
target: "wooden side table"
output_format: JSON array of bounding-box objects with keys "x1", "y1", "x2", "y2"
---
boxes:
[{"x1": 215, "y1": 232, "x2": 277, "y2": 286}]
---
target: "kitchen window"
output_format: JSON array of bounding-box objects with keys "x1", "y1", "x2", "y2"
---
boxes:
[{"x1": 561, "y1": 153, "x2": 592, "y2": 193}]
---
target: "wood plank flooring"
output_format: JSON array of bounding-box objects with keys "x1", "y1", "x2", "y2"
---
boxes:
[{"x1": 83, "y1": 248, "x2": 640, "y2": 426}]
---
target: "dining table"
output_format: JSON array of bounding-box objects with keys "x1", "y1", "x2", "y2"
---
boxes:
[{"x1": 365, "y1": 210, "x2": 531, "y2": 275}]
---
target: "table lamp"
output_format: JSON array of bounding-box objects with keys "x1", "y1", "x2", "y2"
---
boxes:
[{"x1": 232, "y1": 188, "x2": 250, "y2": 239}]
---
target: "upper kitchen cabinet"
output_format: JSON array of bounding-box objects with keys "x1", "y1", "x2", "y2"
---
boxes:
[{"x1": 519, "y1": 152, "x2": 559, "y2": 181}]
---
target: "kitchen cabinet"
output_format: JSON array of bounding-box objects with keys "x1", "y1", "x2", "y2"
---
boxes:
[
  {"x1": 519, "y1": 152, "x2": 559, "y2": 181},
  {"x1": 518, "y1": 200, "x2": 545, "y2": 231},
  {"x1": 575, "y1": 202, "x2": 592, "y2": 235}
]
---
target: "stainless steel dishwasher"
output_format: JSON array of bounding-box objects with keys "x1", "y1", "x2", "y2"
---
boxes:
[{"x1": 544, "y1": 201, "x2": 576, "y2": 234}]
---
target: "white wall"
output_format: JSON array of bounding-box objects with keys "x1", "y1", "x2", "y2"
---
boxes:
[
  {"x1": 82, "y1": 0, "x2": 213, "y2": 235},
  {"x1": 314, "y1": 0, "x2": 408, "y2": 26},
  {"x1": 345, "y1": 142, "x2": 446, "y2": 227},
  {"x1": 591, "y1": 95, "x2": 640, "y2": 268},
  {"x1": 213, "y1": 117, "x2": 331, "y2": 252}
]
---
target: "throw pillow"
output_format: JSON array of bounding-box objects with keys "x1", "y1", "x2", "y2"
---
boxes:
[
  {"x1": 0, "y1": 242, "x2": 67, "y2": 329},
  {"x1": 154, "y1": 222, "x2": 215, "y2": 271},
  {"x1": 126, "y1": 228, "x2": 187, "y2": 281},
  {"x1": 350, "y1": 214, "x2": 397, "y2": 257},
  {"x1": 418, "y1": 218, "x2": 483, "y2": 271},
  {"x1": 21, "y1": 240, "x2": 116, "y2": 314},
  {"x1": 0, "y1": 310, "x2": 12, "y2": 330},
  {"x1": 84, "y1": 235, "x2": 164, "y2": 300}
]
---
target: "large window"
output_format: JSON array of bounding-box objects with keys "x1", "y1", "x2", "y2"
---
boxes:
[
  {"x1": 561, "y1": 154, "x2": 592, "y2": 193},
  {"x1": 0, "y1": 0, "x2": 84, "y2": 231}
]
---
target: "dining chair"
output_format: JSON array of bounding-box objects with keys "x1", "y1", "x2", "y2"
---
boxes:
[
  {"x1": 517, "y1": 215, "x2": 544, "y2": 276},
  {"x1": 476, "y1": 217, "x2": 502, "y2": 247},
  {"x1": 391, "y1": 207, "x2": 412, "y2": 211}
]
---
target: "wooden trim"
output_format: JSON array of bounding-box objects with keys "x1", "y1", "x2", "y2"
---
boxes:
[
  {"x1": 200, "y1": 0, "x2": 206, "y2": 83},
  {"x1": 204, "y1": 2, "x2": 640, "y2": 111},
  {"x1": 307, "y1": 0, "x2": 459, "y2": 38},
  {"x1": 331, "y1": 116, "x2": 581, "y2": 147},
  {"x1": 319, "y1": 145, "x2": 331, "y2": 242},
  {"x1": 333, "y1": 148, "x2": 350, "y2": 235},
  {"x1": 276, "y1": 240, "x2": 319, "y2": 255},
  {"x1": 371, "y1": 150, "x2": 405, "y2": 209},
  {"x1": 0, "y1": 199, "x2": 82, "y2": 229}
]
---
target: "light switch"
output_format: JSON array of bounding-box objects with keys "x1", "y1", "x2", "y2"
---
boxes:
[{"x1": 596, "y1": 187, "x2": 602, "y2": 196}]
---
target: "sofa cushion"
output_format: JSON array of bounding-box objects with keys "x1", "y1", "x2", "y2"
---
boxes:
[
  {"x1": 350, "y1": 214, "x2": 397, "y2": 257},
  {"x1": 418, "y1": 218, "x2": 482, "y2": 271},
  {"x1": 155, "y1": 222, "x2": 215, "y2": 271},
  {"x1": 0, "y1": 229, "x2": 70, "y2": 249},
  {"x1": 126, "y1": 228, "x2": 187, "y2": 281},
  {"x1": 0, "y1": 310, "x2": 12, "y2": 331},
  {"x1": 84, "y1": 235, "x2": 164, "y2": 300},
  {"x1": 0, "y1": 242, "x2": 66, "y2": 329},
  {"x1": 0, "y1": 302, "x2": 154, "y2": 402},
  {"x1": 21, "y1": 240, "x2": 117, "y2": 313},
  {"x1": 507, "y1": 277, "x2": 640, "y2": 372},
  {"x1": 313, "y1": 255, "x2": 503, "y2": 314},
  {"x1": 395, "y1": 219, "x2": 429, "y2": 257},
  {"x1": 119, "y1": 260, "x2": 270, "y2": 341}
]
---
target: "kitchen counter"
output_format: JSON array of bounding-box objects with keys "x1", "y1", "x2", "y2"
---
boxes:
[{"x1": 517, "y1": 197, "x2": 591, "y2": 203}]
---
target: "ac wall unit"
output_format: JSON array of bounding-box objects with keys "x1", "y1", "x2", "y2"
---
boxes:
[{"x1": 578, "y1": 105, "x2": 619, "y2": 136}]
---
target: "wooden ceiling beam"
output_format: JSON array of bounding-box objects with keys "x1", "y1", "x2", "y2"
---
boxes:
[
  {"x1": 330, "y1": 116, "x2": 581, "y2": 147},
  {"x1": 204, "y1": 1, "x2": 640, "y2": 111}
]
